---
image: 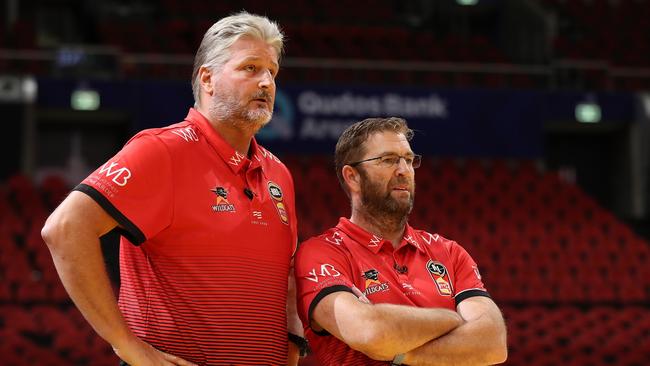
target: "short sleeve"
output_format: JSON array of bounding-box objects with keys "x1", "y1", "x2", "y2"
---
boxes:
[
  {"x1": 449, "y1": 241, "x2": 490, "y2": 305},
  {"x1": 75, "y1": 133, "x2": 173, "y2": 245},
  {"x1": 294, "y1": 237, "x2": 355, "y2": 329}
]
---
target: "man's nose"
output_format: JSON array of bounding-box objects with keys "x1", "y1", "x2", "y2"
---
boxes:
[
  {"x1": 395, "y1": 157, "x2": 411, "y2": 175},
  {"x1": 258, "y1": 70, "x2": 274, "y2": 89}
]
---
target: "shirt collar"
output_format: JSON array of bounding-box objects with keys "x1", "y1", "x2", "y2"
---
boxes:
[
  {"x1": 185, "y1": 108, "x2": 264, "y2": 175},
  {"x1": 336, "y1": 217, "x2": 425, "y2": 254}
]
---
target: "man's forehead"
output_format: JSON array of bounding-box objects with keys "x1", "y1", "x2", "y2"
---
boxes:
[
  {"x1": 228, "y1": 37, "x2": 279, "y2": 64},
  {"x1": 364, "y1": 131, "x2": 411, "y2": 153}
]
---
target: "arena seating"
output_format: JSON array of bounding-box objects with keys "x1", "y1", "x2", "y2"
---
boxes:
[
  {"x1": 284, "y1": 156, "x2": 650, "y2": 365},
  {"x1": 1, "y1": 158, "x2": 648, "y2": 364},
  {"x1": 3, "y1": 0, "x2": 649, "y2": 89}
]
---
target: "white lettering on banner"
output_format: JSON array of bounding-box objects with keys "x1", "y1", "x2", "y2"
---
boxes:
[
  {"x1": 98, "y1": 162, "x2": 131, "y2": 187},
  {"x1": 298, "y1": 91, "x2": 382, "y2": 116},
  {"x1": 305, "y1": 264, "x2": 342, "y2": 283},
  {"x1": 299, "y1": 118, "x2": 355, "y2": 139},
  {"x1": 383, "y1": 94, "x2": 448, "y2": 118},
  {"x1": 171, "y1": 127, "x2": 199, "y2": 142},
  {"x1": 297, "y1": 91, "x2": 448, "y2": 119}
]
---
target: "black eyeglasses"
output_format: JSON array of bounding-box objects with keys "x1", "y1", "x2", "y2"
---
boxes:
[{"x1": 347, "y1": 154, "x2": 422, "y2": 169}]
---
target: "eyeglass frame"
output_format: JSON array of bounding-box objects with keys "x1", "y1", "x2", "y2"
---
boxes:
[{"x1": 346, "y1": 153, "x2": 422, "y2": 169}]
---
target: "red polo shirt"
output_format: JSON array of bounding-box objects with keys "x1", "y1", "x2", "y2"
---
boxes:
[
  {"x1": 76, "y1": 108, "x2": 297, "y2": 365},
  {"x1": 295, "y1": 218, "x2": 488, "y2": 366}
]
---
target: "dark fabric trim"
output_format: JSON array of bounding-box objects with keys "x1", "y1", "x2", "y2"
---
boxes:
[
  {"x1": 75, "y1": 183, "x2": 146, "y2": 245},
  {"x1": 455, "y1": 289, "x2": 491, "y2": 307},
  {"x1": 308, "y1": 285, "x2": 354, "y2": 336}
]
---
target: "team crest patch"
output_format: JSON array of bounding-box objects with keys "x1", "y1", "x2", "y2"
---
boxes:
[
  {"x1": 268, "y1": 181, "x2": 283, "y2": 201},
  {"x1": 426, "y1": 260, "x2": 453, "y2": 296},
  {"x1": 268, "y1": 181, "x2": 289, "y2": 225},
  {"x1": 361, "y1": 269, "x2": 389, "y2": 296},
  {"x1": 210, "y1": 186, "x2": 235, "y2": 212}
]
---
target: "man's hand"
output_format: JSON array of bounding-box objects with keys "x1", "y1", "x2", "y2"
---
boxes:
[
  {"x1": 287, "y1": 341, "x2": 300, "y2": 366},
  {"x1": 112, "y1": 336, "x2": 198, "y2": 366}
]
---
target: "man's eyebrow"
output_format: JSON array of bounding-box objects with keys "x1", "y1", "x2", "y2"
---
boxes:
[
  {"x1": 375, "y1": 150, "x2": 415, "y2": 156},
  {"x1": 239, "y1": 56, "x2": 279, "y2": 69}
]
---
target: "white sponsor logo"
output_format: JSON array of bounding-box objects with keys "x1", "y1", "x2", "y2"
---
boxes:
[
  {"x1": 256, "y1": 147, "x2": 281, "y2": 163},
  {"x1": 368, "y1": 235, "x2": 382, "y2": 247},
  {"x1": 324, "y1": 232, "x2": 343, "y2": 245},
  {"x1": 98, "y1": 161, "x2": 131, "y2": 187},
  {"x1": 404, "y1": 235, "x2": 421, "y2": 250},
  {"x1": 305, "y1": 264, "x2": 341, "y2": 283},
  {"x1": 171, "y1": 127, "x2": 198, "y2": 142},
  {"x1": 420, "y1": 232, "x2": 440, "y2": 245},
  {"x1": 472, "y1": 265, "x2": 482, "y2": 280},
  {"x1": 229, "y1": 151, "x2": 245, "y2": 166},
  {"x1": 252, "y1": 211, "x2": 263, "y2": 219}
]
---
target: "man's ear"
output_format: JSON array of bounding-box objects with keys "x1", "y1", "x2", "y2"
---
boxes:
[
  {"x1": 199, "y1": 66, "x2": 214, "y2": 96},
  {"x1": 342, "y1": 165, "x2": 361, "y2": 194}
]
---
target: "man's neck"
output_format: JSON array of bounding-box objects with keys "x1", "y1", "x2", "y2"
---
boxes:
[
  {"x1": 350, "y1": 208, "x2": 407, "y2": 249},
  {"x1": 198, "y1": 107, "x2": 253, "y2": 156}
]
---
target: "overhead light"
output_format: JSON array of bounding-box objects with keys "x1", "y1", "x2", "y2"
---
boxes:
[
  {"x1": 71, "y1": 88, "x2": 100, "y2": 111},
  {"x1": 575, "y1": 102, "x2": 601, "y2": 123}
]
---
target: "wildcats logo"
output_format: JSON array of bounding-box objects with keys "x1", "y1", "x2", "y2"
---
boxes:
[
  {"x1": 426, "y1": 260, "x2": 453, "y2": 296},
  {"x1": 361, "y1": 269, "x2": 390, "y2": 296},
  {"x1": 210, "y1": 186, "x2": 235, "y2": 212}
]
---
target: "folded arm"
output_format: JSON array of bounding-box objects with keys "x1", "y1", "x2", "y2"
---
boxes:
[
  {"x1": 402, "y1": 296, "x2": 508, "y2": 365},
  {"x1": 311, "y1": 290, "x2": 463, "y2": 361}
]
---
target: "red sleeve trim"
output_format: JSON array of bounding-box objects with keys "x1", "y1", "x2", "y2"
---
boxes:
[{"x1": 75, "y1": 183, "x2": 146, "y2": 245}]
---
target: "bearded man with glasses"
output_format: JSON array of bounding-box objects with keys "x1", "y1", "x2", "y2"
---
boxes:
[{"x1": 294, "y1": 117, "x2": 508, "y2": 366}]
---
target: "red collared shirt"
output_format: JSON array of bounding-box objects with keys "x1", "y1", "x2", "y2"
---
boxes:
[
  {"x1": 295, "y1": 218, "x2": 488, "y2": 366},
  {"x1": 77, "y1": 108, "x2": 297, "y2": 365}
]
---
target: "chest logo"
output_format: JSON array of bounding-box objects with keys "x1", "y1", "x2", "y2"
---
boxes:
[
  {"x1": 210, "y1": 186, "x2": 236, "y2": 212},
  {"x1": 268, "y1": 181, "x2": 289, "y2": 225},
  {"x1": 361, "y1": 269, "x2": 390, "y2": 296},
  {"x1": 426, "y1": 260, "x2": 453, "y2": 296}
]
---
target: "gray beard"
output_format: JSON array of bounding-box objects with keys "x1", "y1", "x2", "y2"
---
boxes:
[{"x1": 208, "y1": 91, "x2": 273, "y2": 134}]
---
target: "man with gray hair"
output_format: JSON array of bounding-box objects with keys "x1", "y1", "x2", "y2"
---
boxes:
[{"x1": 42, "y1": 12, "x2": 305, "y2": 365}]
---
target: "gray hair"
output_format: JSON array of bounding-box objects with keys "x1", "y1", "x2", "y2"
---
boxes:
[{"x1": 191, "y1": 12, "x2": 284, "y2": 104}]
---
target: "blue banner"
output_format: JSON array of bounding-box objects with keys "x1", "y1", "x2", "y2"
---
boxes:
[
  {"x1": 36, "y1": 78, "x2": 636, "y2": 157},
  {"x1": 259, "y1": 86, "x2": 544, "y2": 157}
]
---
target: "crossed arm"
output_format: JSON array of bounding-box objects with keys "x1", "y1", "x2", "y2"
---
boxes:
[
  {"x1": 311, "y1": 290, "x2": 507, "y2": 365},
  {"x1": 402, "y1": 296, "x2": 508, "y2": 365}
]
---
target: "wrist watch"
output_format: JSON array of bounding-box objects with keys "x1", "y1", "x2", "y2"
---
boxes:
[
  {"x1": 288, "y1": 332, "x2": 310, "y2": 357},
  {"x1": 391, "y1": 353, "x2": 406, "y2": 365}
]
